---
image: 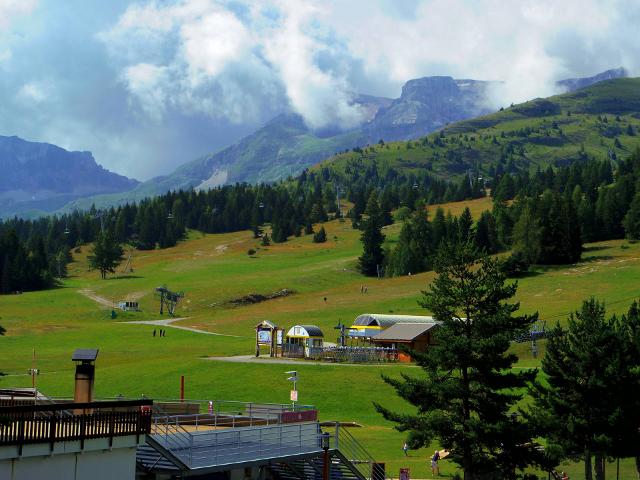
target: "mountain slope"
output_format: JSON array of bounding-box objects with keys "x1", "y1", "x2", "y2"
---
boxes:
[
  {"x1": 55, "y1": 69, "x2": 636, "y2": 214},
  {"x1": 0, "y1": 136, "x2": 139, "y2": 217},
  {"x1": 313, "y1": 78, "x2": 640, "y2": 183}
]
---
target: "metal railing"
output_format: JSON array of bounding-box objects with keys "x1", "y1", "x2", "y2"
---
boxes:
[
  {"x1": 0, "y1": 400, "x2": 152, "y2": 453},
  {"x1": 150, "y1": 420, "x2": 322, "y2": 470},
  {"x1": 307, "y1": 346, "x2": 399, "y2": 363},
  {"x1": 327, "y1": 424, "x2": 386, "y2": 480}
]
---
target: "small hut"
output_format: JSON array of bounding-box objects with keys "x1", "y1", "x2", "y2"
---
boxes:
[
  {"x1": 255, "y1": 320, "x2": 282, "y2": 357},
  {"x1": 284, "y1": 325, "x2": 324, "y2": 358},
  {"x1": 372, "y1": 322, "x2": 440, "y2": 362}
]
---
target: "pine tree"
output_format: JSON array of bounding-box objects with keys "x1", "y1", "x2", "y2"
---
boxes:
[
  {"x1": 312, "y1": 226, "x2": 327, "y2": 243},
  {"x1": 529, "y1": 298, "x2": 626, "y2": 480},
  {"x1": 458, "y1": 207, "x2": 474, "y2": 243},
  {"x1": 358, "y1": 193, "x2": 385, "y2": 277},
  {"x1": 623, "y1": 192, "x2": 640, "y2": 239},
  {"x1": 87, "y1": 230, "x2": 124, "y2": 279},
  {"x1": 376, "y1": 243, "x2": 538, "y2": 479},
  {"x1": 512, "y1": 204, "x2": 541, "y2": 264}
]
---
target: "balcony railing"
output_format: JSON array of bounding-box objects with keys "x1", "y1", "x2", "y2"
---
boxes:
[{"x1": 0, "y1": 399, "x2": 152, "y2": 454}]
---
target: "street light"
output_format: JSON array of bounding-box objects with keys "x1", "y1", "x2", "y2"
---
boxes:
[{"x1": 321, "y1": 432, "x2": 331, "y2": 480}]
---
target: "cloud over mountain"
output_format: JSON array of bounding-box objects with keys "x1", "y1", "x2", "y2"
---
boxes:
[{"x1": 1, "y1": 0, "x2": 640, "y2": 180}]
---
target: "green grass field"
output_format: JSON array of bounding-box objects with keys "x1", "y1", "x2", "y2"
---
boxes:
[{"x1": 2, "y1": 197, "x2": 640, "y2": 478}]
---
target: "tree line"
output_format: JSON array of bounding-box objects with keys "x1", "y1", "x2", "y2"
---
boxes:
[{"x1": 0, "y1": 160, "x2": 480, "y2": 288}]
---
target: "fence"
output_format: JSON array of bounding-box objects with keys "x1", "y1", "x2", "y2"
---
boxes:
[
  {"x1": 306, "y1": 346, "x2": 398, "y2": 363},
  {"x1": 0, "y1": 399, "x2": 152, "y2": 453}
]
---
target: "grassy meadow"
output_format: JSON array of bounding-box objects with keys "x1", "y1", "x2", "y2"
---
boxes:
[{"x1": 2, "y1": 195, "x2": 640, "y2": 477}]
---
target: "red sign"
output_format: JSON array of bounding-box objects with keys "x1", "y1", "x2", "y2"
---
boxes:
[{"x1": 281, "y1": 409, "x2": 318, "y2": 423}]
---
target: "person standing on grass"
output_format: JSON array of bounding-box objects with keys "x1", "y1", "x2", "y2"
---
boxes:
[
  {"x1": 402, "y1": 442, "x2": 408, "y2": 456},
  {"x1": 430, "y1": 450, "x2": 440, "y2": 476}
]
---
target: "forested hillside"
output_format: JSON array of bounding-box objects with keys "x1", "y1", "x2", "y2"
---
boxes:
[{"x1": 4, "y1": 78, "x2": 640, "y2": 291}]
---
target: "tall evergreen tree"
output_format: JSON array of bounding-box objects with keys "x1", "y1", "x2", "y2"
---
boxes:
[
  {"x1": 376, "y1": 243, "x2": 538, "y2": 479},
  {"x1": 512, "y1": 203, "x2": 541, "y2": 264},
  {"x1": 358, "y1": 193, "x2": 385, "y2": 277},
  {"x1": 529, "y1": 298, "x2": 626, "y2": 480}
]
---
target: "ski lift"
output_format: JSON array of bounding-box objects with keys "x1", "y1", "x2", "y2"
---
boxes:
[
  {"x1": 412, "y1": 182, "x2": 419, "y2": 189},
  {"x1": 167, "y1": 212, "x2": 174, "y2": 220},
  {"x1": 64, "y1": 226, "x2": 70, "y2": 235},
  {"x1": 258, "y1": 202, "x2": 264, "y2": 208}
]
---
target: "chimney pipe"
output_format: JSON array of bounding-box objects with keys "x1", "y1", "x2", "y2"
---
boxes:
[{"x1": 72, "y1": 349, "x2": 99, "y2": 410}]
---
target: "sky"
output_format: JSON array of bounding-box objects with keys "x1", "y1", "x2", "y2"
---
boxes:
[{"x1": 1, "y1": 0, "x2": 640, "y2": 181}]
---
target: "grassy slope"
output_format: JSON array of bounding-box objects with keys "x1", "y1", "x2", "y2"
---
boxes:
[
  {"x1": 314, "y1": 78, "x2": 640, "y2": 182},
  {"x1": 2, "y1": 196, "x2": 640, "y2": 477}
]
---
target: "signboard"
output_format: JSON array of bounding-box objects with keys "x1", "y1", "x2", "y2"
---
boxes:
[
  {"x1": 276, "y1": 329, "x2": 283, "y2": 346},
  {"x1": 399, "y1": 468, "x2": 410, "y2": 480},
  {"x1": 257, "y1": 330, "x2": 272, "y2": 344},
  {"x1": 290, "y1": 390, "x2": 298, "y2": 402},
  {"x1": 281, "y1": 409, "x2": 317, "y2": 423}
]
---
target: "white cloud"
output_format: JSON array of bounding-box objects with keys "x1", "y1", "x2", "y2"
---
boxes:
[
  {"x1": 17, "y1": 81, "x2": 51, "y2": 104},
  {"x1": 122, "y1": 63, "x2": 169, "y2": 120},
  {"x1": 0, "y1": 0, "x2": 37, "y2": 31}
]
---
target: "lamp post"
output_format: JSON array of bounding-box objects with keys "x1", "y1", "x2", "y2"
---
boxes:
[
  {"x1": 321, "y1": 431, "x2": 331, "y2": 480},
  {"x1": 286, "y1": 370, "x2": 298, "y2": 410}
]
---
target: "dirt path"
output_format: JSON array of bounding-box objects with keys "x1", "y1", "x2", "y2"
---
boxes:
[
  {"x1": 124, "y1": 318, "x2": 243, "y2": 337},
  {"x1": 78, "y1": 288, "x2": 114, "y2": 307}
]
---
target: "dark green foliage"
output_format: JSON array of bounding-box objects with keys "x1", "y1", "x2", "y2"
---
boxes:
[
  {"x1": 376, "y1": 244, "x2": 538, "y2": 479},
  {"x1": 528, "y1": 298, "x2": 640, "y2": 480},
  {"x1": 623, "y1": 192, "x2": 640, "y2": 239},
  {"x1": 358, "y1": 193, "x2": 385, "y2": 277},
  {"x1": 312, "y1": 227, "x2": 327, "y2": 243},
  {"x1": 0, "y1": 230, "x2": 53, "y2": 293},
  {"x1": 500, "y1": 251, "x2": 530, "y2": 278},
  {"x1": 87, "y1": 230, "x2": 124, "y2": 279}
]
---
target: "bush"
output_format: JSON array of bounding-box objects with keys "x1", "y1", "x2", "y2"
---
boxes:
[
  {"x1": 312, "y1": 227, "x2": 327, "y2": 243},
  {"x1": 500, "y1": 252, "x2": 530, "y2": 277},
  {"x1": 247, "y1": 249, "x2": 256, "y2": 256},
  {"x1": 261, "y1": 234, "x2": 270, "y2": 246}
]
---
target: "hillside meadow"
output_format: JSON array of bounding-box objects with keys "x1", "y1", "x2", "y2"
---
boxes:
[{"x1": 2, "y1": 196, "x2": 640, "y2": 477}]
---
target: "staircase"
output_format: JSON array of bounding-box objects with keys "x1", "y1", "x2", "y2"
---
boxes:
[{"x1": 267, "y1": 424, "x2": 386, "y2": 480}]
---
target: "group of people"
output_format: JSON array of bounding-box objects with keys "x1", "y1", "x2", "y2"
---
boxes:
[
  {"x1": 402, "y1": 443, "x2": 441, "y2": 476},
  {"x1": 402, "y1": 441, "x2": 570, "y2": 478},
  {"x1": 152, "y1": 328, "x2": 167, "y2": 337}
]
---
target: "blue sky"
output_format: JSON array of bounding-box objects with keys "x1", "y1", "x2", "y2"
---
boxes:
[{"x1": 1, "y1": 0, "x2": 639, "y2": 180}]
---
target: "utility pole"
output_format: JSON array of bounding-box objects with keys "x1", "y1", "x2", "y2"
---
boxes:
[{"x1": 27, "y1": 348, "x2": 39, "y2": 404}]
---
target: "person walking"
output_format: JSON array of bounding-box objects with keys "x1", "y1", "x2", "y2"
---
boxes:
[
  {"x1": 402, "y1": 441, "x2": 408, "y2": 456},
  {"x1": 430, "y1": 450, "x2": 440, "y2": 476}
]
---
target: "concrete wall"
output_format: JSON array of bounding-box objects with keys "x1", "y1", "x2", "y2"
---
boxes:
[{"x1": 0, "y1": 436, "x2": 140, "y2": 480}]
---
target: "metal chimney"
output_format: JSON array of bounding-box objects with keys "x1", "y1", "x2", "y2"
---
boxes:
[{"x1": 72, "y1": 348, "x2": 99, "y2": 404}]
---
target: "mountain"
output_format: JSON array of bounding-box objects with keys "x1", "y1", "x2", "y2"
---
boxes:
[
  {"x1": 137, "y1": 69, "x2": 624, "y2": 197},
  {"x1": 313, "y1": 77, "x2": 640, "y2": 182},
  {"x1": 557, "y1": 67, "x2": 628, "y2": 92},
  {"x1": 0, "y1": 136, "x2": 139, "y2": 217},
  {"x1": 132, "y1": 76, "x2": 495, "y2": 197},
  {"x1": 43, "y1": 69, "x2": 638, "y2": 215}
]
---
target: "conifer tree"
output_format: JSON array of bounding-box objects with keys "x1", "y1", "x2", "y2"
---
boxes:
[
  {"x1": 358, "y1": 193, "x2": 385, "y2": 277},
  {"x1": 376, "y1": 243, "x2": 538, "y2": 479},
  {"x1": 312, "y1": 226, "x2": 327, "y2": 243},
  {"x1": 529, "y1": 298, "x2": 628, "y2": 480},
  {"x1": 512, "y1": 203, "x2": 541, "y2": 264}
]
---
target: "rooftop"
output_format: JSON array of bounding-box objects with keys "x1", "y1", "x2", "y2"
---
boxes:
[{"x1": 372, "y1": 322, "x2": 440, "y2": 341}]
